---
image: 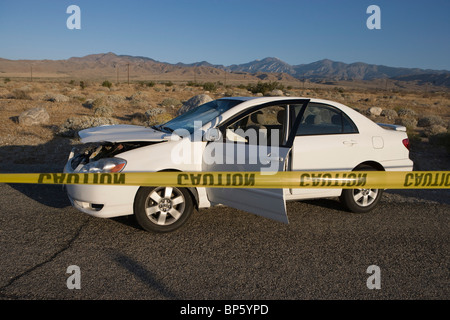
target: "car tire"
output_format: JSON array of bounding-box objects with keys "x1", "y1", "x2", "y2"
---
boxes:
[
  {"x1": 339, "y1": 166, "x2": 383, "y2": 213},
  {"x1": 134, "y1": 186, "x2": 193, "y2": 233}
]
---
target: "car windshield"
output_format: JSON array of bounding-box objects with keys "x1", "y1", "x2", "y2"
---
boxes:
[{"x1": 157, "y1": 99, "x2": 242, "y2": 134}]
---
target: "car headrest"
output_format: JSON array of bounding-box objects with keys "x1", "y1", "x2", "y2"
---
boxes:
[
  {"x1": 251, "y1": 111, "x2": 265, "y2": 124},
  {"x1": 277, "y1": 109, "x2": 285, "y2": 124}
]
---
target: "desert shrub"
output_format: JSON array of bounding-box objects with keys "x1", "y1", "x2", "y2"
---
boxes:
[
  {"x1": 408, "y1": 132, "x2": 421, "y2": 146},
  {"x1": 247, "y1": 81, "x2": 284, "y2": 95},
  {"x1": 8, "y1": 88, "x2": 32, "y2": 100},
  {"x1": 417, "y1": 115, "x2": 445, "y2": 127},
  {"x1": 381, "y1": 109, "x2": 398, "y2": 119},
  {"x1": 423, "y1": 125, "x2": 447, "y2": 137},
  {"x1": 187, "y1": 81, "x2": 201, "y2": 87},
  {"x1": 83, "y1": 97, "x2": 105, "y2": 109},
  {"x1": 164, "y1": 81, "x2": 174, "y2": 87},
  {"x1": 145, "y1": 107, "x2": 164, "y2": 120},
  {"x1": 94, "y1": 105, "x2": 114, "y2": 117},
  {"x1": 202, "y1": 82, "x2": 217, "y2": 92},
  {"x1": 223, "y1": 89, "x2": 234, "y2": 97},
  {"x1": 395, "y1": 117, "x2": 417, "y2": 129},
  {"x1": 145, "y1": 107, "x2": 172, "y2": 125},
  {"x1": 102, "y1": 80, "x2": 112, "y2": 89},
  {"x1": 129, "y1": 91, "x2": 148, "y2": 102},
  {"x1": 129, "y1": 112, "x2": 147, "y2": 125},
  {"x1": 70, "y1": 94, "x2": 86, "y2": 103},
  {"x1": 79, "y1": 81, "x2": 86, "y2": 90},
  {"x1": 397, "y1": 108, "x2": 417, "y2": 118},
  {"x1": 160, "y1": 97, "x2": 182, "y2": 107},
  {"x1": 105, "y1": 95, "x2": 125, "y2": 104},
  {"x1": 151, "y1": 113, "x2": 173, "y2": 126},
  {"x1": 4, "y1": 78, "x2": 11, "y2": 83}
]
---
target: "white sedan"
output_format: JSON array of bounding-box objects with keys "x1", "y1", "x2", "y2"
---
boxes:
[{"x1": 64, "y1": 97, "x2": 413, "y2": 232}]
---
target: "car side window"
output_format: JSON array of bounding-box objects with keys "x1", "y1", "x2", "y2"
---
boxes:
[
  {"x1": 296, "y1": 103, "x2": 358, "y2": 136},
  {"x1": 225, "y1": 105, "x2": 287, "y2": 145}
]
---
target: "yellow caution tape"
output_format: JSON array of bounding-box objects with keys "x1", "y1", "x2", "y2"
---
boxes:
[{"x1": 0, "y1": 171, "x2": 449, "y2": 189}]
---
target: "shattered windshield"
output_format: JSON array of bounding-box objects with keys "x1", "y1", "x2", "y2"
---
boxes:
[{"x1": 157, "y1": 99, "x2": 242, "y2": 134}]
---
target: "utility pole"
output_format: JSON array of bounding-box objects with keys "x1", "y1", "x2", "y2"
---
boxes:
[{"x1": 127, "y1": 63, "x2": 130, "y2": 85}]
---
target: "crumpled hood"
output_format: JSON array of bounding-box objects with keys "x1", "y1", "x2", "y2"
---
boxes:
[{"x1": 78, "y1": 124, "x2": 172, "y2": 143}]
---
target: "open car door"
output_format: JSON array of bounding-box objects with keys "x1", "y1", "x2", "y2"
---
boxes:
[
  {"x1": 203, "y1": 142, "x2": 291, "y2": 223},
  {"x1": 202, "y1": 99, "x2": 309, "y2": 223}
]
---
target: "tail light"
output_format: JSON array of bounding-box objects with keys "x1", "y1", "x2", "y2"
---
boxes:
[{"x1": 402, "y1": 138, "x2": 410, "y2": 150}]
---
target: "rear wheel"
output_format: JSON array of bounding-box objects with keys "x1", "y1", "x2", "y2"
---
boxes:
[
  {"x1": 134, "y1": 186, "x2": 193, "y2": 233},
  {"x1": 339, "y1": 166, "x2": 383, "y2": 213}
]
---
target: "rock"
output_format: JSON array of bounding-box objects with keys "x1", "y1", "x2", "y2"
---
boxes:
[
  {"x1": 45, "y1": 93, "x2": 70, "y2": 102},
  {"x1": 82, "y1": 99, "x2": 95, "y2": 108},
  {"x1": 368, "y1": 106, "x2": 383, "y2": 116},
  {"x1": 18, "y1": 107, "x2": 50, "y2": 126},
  {"x1": 177, "y1": 94, "x2": 213, "y2": 115},
  {"x1": 268, "y1": 89, "x2": 284, "y2": 96}
]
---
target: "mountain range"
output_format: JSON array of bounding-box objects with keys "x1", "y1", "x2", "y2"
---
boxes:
[
  {"x1": 173, "y1": 55, "x2": 450, "y2": 85},
  {"x1": 1, "y1": 52, "x2": 449, "y2": 87}
]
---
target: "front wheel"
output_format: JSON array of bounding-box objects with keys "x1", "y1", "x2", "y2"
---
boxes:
[
  {"x1": 339, "y1": 167, "x2": 383, "y2": 213},
  {"x1": 134, "y1": 186, "x2": 193, "y2": 233}
]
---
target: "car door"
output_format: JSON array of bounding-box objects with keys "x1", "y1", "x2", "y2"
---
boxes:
[
  {"x1": 203, "y1": 100, "x2": 309, "y2": 223},
  {"x1": 289, "y1": 102, "x2": 361, "y2": 197}
]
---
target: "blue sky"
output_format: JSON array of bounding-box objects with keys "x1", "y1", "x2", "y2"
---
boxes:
[{"x1": 0, "y1": 0, "x2": 449, "y2": 70}]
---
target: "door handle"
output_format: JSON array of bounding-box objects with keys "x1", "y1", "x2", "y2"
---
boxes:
[{"x1": 343, "y1": 140, "x2": 357, "y2": 146}]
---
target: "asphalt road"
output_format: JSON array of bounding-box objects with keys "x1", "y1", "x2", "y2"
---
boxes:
[{"x1": 0, "y1": 170, "x2": 448, "y2": 302}]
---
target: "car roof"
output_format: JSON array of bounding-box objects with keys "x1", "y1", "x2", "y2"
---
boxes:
[
  {"x1": 220, "y1": 96, "x2": 303, "y2": 102},
  {"x1": 220, "y1": 96, "x2": 332, "y2": 104}
]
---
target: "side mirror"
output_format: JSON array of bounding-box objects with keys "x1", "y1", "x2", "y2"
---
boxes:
[{"x1": 203, "y1": 128, "x2": 222, "y2": 142}]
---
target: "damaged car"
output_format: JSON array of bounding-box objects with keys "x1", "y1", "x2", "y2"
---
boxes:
[{"x1": 64, "y1": 96, "x2": 413, "y2": 233}]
